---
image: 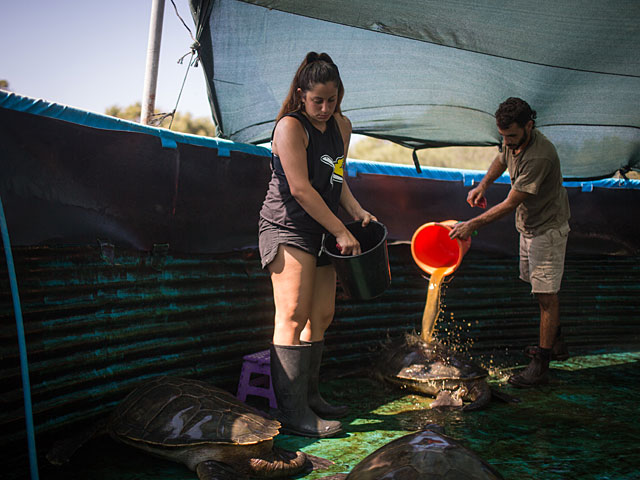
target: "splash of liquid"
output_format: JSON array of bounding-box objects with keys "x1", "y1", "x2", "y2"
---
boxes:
[{"x1": 420, "y1": 267, "x2": 448, "y2": 342}]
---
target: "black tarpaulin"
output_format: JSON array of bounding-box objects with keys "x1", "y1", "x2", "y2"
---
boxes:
[{"x1": 1, "y1": 91, "x2": 639, "y2": 255}]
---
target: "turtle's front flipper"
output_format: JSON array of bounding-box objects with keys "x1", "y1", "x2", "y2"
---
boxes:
[
  {"x1": 489, "y1": 387, "x2": 521, "y2": 404},
  {"x1": 431, "y1": 389, "x2": 464, "y2": 409},
  {"x1": 196, "y1": 460, "x2": 248, "y2": 480},
  {"x1": 463, "y1": 380, "x2": 492, "y2": 411},
  {"x1": 305, "y1": 453, "x2": 334, "y2": 471},
  {"x1": 46, "y1": 418, "x2": 108, "y2": 465},
  {"x1": 247, "y1": 446, "x2": 307, "y2": 477}
]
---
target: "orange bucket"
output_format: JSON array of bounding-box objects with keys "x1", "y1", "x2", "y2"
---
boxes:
[{"x1": 410, "y1": 220, "x2": 471, "y2": 276}]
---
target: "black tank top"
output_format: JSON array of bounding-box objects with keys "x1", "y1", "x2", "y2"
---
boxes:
[{"x1": 260, "y1": 112, "x2": 345, "y2": 234}]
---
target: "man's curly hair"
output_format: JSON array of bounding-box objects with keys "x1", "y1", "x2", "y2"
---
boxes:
[{"x1": 495, "y1": 97, "x2": 536, "y2": 129}]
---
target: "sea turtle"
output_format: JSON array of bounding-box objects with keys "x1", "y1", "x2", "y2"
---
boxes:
[
  {"x1": 376, "y1": 333, "x2": 511, "y2": 411},
  {"x1": 47, "y1": 376, "x2": 308, "y2": 479},
  {"x1": 321, "y1": 428, "x2": 504, "y2": 479}
]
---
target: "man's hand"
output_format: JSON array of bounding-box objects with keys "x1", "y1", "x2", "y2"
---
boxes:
[
  {"x1": 449, "y1": 221, "x2": 475, "y2": 240},
  {"x1": 467, "y1": 186, "x2": 487, "y2": 208}
]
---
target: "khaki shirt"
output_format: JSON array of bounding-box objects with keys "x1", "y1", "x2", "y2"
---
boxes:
[{"x1": 499, "y1": 130, "x2": 570, "y2": 236}]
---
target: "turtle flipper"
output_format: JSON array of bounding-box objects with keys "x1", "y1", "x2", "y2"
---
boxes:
[
  {"x1": 431, "y1": 389, "x2": 464, "y2": 409},
  {"x1": 489, "y1": 387, "x2": 521, "y2": 404},
  {"x1": 247, "y1": 446, "x2": 307, "y2": 477},
  {"x1": 462, "y1": 379, "x2": 492, "y2": 411},
  {"x1": 305, "y1": 452, "x2": 334, "y2": 471},
  {"x1": 196, "y1": 460, "x2": 248, "y2": 480}
]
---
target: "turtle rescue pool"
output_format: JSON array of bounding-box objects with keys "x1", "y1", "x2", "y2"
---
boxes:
[
  {"x1": 1, "y1": 92, "x2": 640, "y2": 479},
  {"x1": 4, "y1": 244, "x2": 640, "y2": 480}
]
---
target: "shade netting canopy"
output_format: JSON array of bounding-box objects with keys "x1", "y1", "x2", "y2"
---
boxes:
[{"x1": 189, "y1": 0, "x2": 640, "y2": 179}]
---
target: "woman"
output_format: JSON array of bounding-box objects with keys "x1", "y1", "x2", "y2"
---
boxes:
[{"x1": 259, "y1": 52, "x2": 376, "y2": 438}]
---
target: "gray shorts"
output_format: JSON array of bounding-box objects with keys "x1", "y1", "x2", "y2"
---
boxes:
[
  {"x1": 258, "y1": 217, "x2": 331, "y2": 269},
  {"x1": 519, "y1": 223, "x2": 570, "y2": 294}
]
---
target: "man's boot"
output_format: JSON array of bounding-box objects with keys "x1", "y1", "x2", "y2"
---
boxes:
[
  {"x1": 270, "y1": 343, "x2": 342, "y2": 438},
  {"x1": 508, "y1": 348, "x2": 550, "y2": 388},
  {"x1": 306, "y1": 340, "x2": 349, "y2": 419},
  {"x1": 525, "y1": 335, "x2": 569, "y2": 361}
]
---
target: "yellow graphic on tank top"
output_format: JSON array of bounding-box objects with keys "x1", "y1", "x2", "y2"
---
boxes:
[{"x1": 332, "y1": 155, "x2": 345, "y2": 185}]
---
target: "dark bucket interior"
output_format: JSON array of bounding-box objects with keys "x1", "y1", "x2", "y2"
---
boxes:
[{"x1": 323, "y1": 221, "x2": 391, "y2": 300}]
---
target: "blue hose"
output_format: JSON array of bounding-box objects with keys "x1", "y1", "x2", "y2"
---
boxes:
[{"x1": 0, "y1": 196, "x2": 40, "y2": 480}]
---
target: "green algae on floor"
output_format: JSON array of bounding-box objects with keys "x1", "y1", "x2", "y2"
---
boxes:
[
  {"x1": 37, "y1": 352, "x2": 640, "y2": 480},
  {"x1": 277, "y1": 352, "x2": 640, "y2": 480}
]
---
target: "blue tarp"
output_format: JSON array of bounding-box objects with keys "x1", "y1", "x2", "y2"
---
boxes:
[{"x1": 0, "y1": 90, "x2": 270, "y2": 158}]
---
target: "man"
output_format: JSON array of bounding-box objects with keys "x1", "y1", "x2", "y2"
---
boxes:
[{"x1": 449, "y1": 97, "x2": 571, "y2": 387}]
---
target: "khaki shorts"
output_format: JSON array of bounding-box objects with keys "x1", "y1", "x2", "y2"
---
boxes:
[{"x1": 519, "y1": 223, "x2": 570, "y2": 294}]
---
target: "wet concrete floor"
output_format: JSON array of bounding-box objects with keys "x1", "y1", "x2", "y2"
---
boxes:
[{"x1": 38, "y1": 351, "x2": 640, "y2": 479}]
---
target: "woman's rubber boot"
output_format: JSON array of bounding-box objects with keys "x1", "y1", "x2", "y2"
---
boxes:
[
  {"x1": 270, "y1": 343, "x2": 342, "y2": 438},
  {"x1": 508, "y1": 348, "x2": 550, "y2": 388},
  {"x1": 306, "y1": 340, "x2": 349, "y2": 419}
]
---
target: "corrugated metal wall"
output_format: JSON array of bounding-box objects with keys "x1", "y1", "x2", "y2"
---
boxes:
[{"x1": 1, "y1": 243, "x2": 639, "y2": 473}]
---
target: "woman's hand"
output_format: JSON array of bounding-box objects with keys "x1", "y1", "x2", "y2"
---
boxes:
[
  {"x1": 335, "y1": 229, "x2": 361, "y2": 256},
  {"x1": 354, "y1": 209, "x2": 377, "y2": 227},
  {"x1": 334, "y1": 209, "x2": 377, "y2": 255}
]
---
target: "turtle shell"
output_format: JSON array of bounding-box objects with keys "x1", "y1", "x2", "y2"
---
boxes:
[
  {"x1": 380, "y1": 333, "x2": 487, "y2": 384},
  {"x1": 109, "y1": 376, "x2": 280, "y2": 447},
  {"x1": 346, "y1": 429, "x2": 504, "y2": 480}
]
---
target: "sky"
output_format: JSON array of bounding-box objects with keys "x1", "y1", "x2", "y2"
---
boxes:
[{"x1": 0, "y1": 0, "x2": 212, "y2": 119}]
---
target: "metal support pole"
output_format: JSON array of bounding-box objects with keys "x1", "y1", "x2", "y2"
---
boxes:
[{"x1": 141, "y1": 0, "x2": 165, "y2": 125}]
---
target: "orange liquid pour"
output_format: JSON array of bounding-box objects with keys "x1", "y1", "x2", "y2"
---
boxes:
[{"x1": 420, "y1": 267, "x2": 447, "y2": 342}]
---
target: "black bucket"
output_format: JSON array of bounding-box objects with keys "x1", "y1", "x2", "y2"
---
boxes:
[{"x1": 323, "y1": 221, "x2": 391, "y2": 300}]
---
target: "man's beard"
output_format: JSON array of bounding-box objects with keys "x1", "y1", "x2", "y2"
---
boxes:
[{"x1": 508, "y1": 130, "x2": 529, "y2": 151}]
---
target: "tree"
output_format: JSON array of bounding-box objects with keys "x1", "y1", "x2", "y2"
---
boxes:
[
  {"x1": 105, "y1": 102, "x2": 215, "y2": 137},
  {"x1": 348, "y1": 136, "x2": 496, "y2": 170},
  {"x1": 349, "y1": 136, "x2": 639, "y2": 177},
  {"x1": 105, "y1": 102, "x2": 143, "y2": 122},
  {"x1": 0, "y1": 80, "x2": 10, "y2": 91}
]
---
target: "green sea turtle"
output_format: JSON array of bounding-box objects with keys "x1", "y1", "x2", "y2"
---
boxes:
[
  {"x1": 47, "y1": 376, "x2": 309, "y2": 479},
  {"x1": 321, "y1": 428, "x2": 504, "y2": 479},
  {"x1": 376, "y1": 333, "x2": 511, "y2": 410}
]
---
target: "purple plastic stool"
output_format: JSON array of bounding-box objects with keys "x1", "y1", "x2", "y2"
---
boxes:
[{"x1": 236, "y1": 349, "x2": 277, "y2": 408}]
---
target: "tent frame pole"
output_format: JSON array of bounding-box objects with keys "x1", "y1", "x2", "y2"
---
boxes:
[{"x1": 141, "y1": 0, "x2": 165, "y2": 125}]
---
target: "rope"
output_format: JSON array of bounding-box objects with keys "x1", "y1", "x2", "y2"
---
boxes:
[{"x1": 170, "y1": 0, "x2": 197, "y2": 45}]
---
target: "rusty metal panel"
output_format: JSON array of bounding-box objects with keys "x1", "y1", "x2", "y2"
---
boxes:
[{"x1": 1, "y1": 243, "x2": 639, "y2": 468}]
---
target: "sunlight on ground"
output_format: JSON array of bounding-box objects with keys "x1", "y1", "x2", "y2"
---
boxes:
[{"x1": 551, "y1": 351, "x2": 640, "y2": 371}]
